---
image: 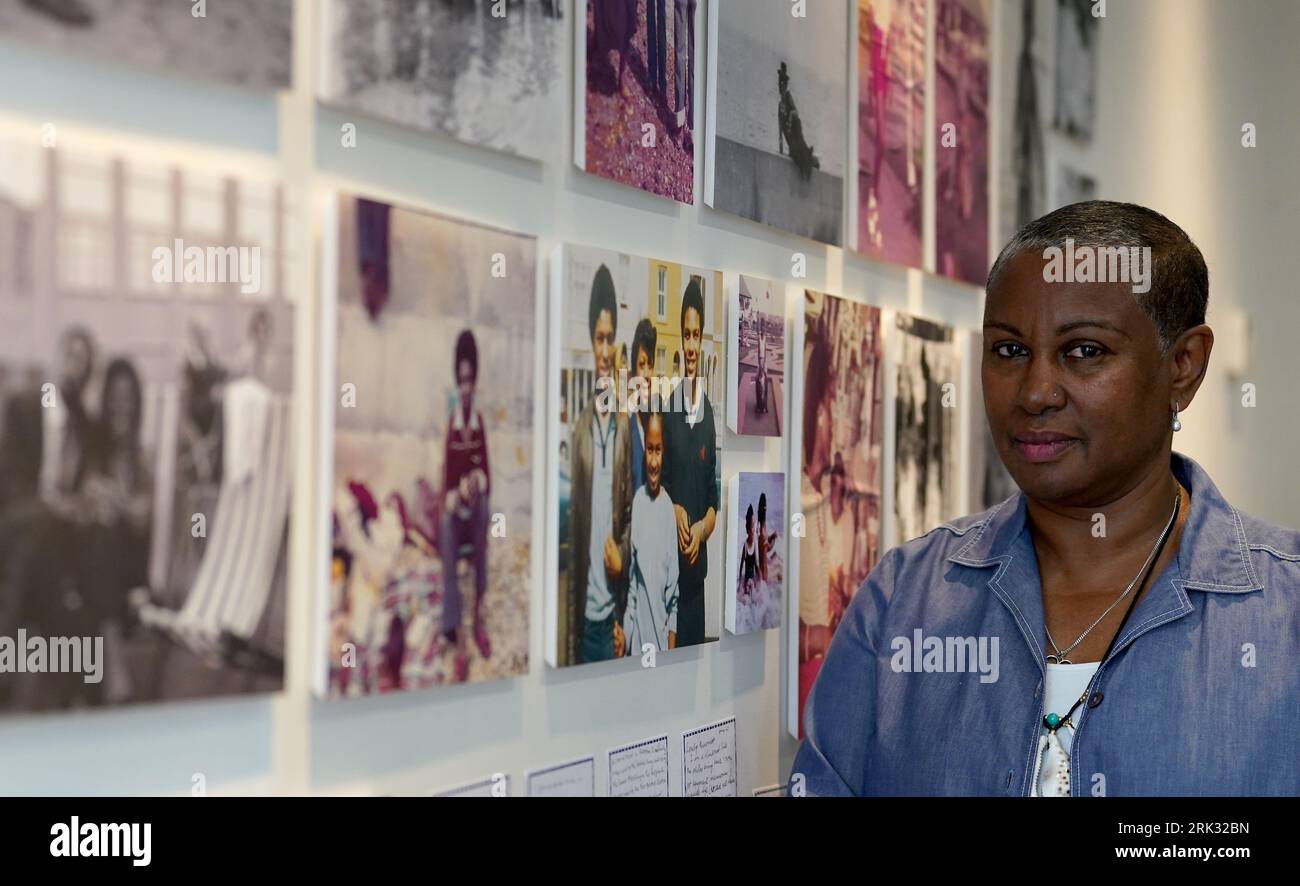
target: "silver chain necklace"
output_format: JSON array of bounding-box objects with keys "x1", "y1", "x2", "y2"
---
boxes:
[{"x1": 1044, "y1": 489, "x2": 1182, "y2": 665}]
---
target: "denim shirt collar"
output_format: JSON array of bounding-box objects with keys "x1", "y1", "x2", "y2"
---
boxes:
[{"x1": 945, "y1": 450, "x2": 1264, "y2": 667}]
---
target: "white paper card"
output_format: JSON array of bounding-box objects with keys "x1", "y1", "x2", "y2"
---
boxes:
[
  {"x1": 681, "y1": 718, "x2": 738, "y2": 797},
  {"x1": 607, "y1": 735, "x2": 670, "y2": 797},
  {"x1": 434, "y1": 774, "x2": 510, "y2": 797},
  {"x1": 526, "y1": 757, "x2": 596, "y2": 797}
]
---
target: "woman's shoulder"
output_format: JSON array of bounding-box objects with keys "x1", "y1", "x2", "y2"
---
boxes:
[{"x1": 1237, "y1": 508, "x2": 1300, "y2": 579}]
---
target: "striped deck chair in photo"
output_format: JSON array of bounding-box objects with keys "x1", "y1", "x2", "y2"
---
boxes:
[{"x1": 137, "y1": 377, "x2": 292, "y2": 673}]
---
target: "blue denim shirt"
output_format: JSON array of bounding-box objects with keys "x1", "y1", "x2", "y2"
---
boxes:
[{"x1": 791, "y1": 451, "x2": 1300, "y2": 796}]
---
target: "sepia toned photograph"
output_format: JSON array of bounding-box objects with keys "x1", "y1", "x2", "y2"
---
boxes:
[
  {"x1": 794, "y1": 289, "x2": 883, "y2": 738},
  {"x1": 933, "y1": 0, "x2": 989, "y2": 285},
  {"x1": 327, "y1": 194, "x2": 535, "y2": 695},
  {"x1": 857, "y1": 0, "x2": 925, "y2": 267},
  {"x1": 727, "y1": 274, "x2": 784, "y2": 437}
]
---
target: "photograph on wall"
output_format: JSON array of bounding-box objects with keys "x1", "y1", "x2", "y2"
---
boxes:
[
  {"x1": 550, "y1": 244, "x2": 724, "y2": 667},
  {"x1": 726, "y1": 274, "x2": 784, "y2": 437},
  {"x1": 319, "y1": 0, "x2": 564, "y2": 161},
  {"x1": 0, "y1": 0, "x2": 292, "y2": 90},
  {"x1": 857, "y1": 0, "x2": 925, "y2": 267},
  {"x1": 1001, "y1": 0, "x2": 1047, "y2": 243},
  {"x1": 964, "y1": 330, "x2": 1016, "y2": 512},
  {"x1": 575, "y1": 0, "x2": 697, "y2": 203},
  {"x1": 707, "y1": 0, "x2": 847, "y2": 245},
  {"x1": 933, "y1": 0, "x2": 990, "y2": 285},
  {"x1": 893, "y1": 313, "x2": 960, "y2": 544},
  {"x1": 327, "y1": 194, "x2": 535, "y2": 695},
  {"x1": 794, "y1": 290, "x2": 883, "y2": 738},
  {"x1": 1054, "y1": 162, "x2": 1096, "y2": 208},
  {"x1": 725, "y1": 472, "x2": 784, "y2": 635},
  {"x1": 1053, "y1": 0, "x2": 1097, "y2": 141},
  {"x1": 0, "y1": 139, "x2": 293, "y2": 712}
]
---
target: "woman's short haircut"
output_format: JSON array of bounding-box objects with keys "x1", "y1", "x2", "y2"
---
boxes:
[
  {"x1": 589, "y1": 264, "x2": 618, "y2": 342},
  {"x1": 632, "y1": 318, "x2": 658, "y2": 370},
  {"x1": 680, "y1": 277, "x2": 705, "y2": 331},
  {"x1": 987, "y1": 200, "x2": 1208, "y2": 354},
  {"x1": 454, "y1": 329, "x2": 478, "y2": 381}
]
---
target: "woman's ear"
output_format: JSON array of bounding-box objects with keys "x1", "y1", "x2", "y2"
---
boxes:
[{"x1": 1169, "y1": 324, "x2": 1214, "y2": 410}]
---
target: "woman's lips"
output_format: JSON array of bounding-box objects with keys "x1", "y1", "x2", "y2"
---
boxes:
[{"x1": 1014, "y1": 436, "x2": 1078, "y2": 463}]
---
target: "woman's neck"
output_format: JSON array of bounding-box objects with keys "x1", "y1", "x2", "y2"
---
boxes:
[{"x1": 1026, "y1": 457, "x2": 1187, "y2": 595}]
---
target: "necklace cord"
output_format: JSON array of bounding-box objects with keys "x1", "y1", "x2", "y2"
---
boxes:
[{"x1": 1051, "y1": 487, "x2": 1182, "y2": 729}]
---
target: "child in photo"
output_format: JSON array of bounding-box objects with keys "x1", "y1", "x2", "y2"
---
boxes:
[{"x1": 623, "y1": 410, "x2": 678, "y2": 654}]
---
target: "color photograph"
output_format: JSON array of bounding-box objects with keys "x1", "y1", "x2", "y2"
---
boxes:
[
  {"x1": 857, "y1": 0, "x2": 925, "y2": 267},
  {"x1": 727, "y1": 274, "x2": 784, "y2": 437},
  {"x1": 0, "y1": 139, "x2": 293, "y2": 712},
  {"x1": 794, "y1": 289, "x2": 883, "y2": 738},
  {"x1": 893, "y1": 313, "x2": 960, "y2": 544},
  {"x1": 708, "y1": 0, "x2": 847, "y2": 245},
  {"x1": 725, "y1": 472, "x2": 784, "y2": 635},
  {"x1": 0, "y1": 0, "x2": 292, "y2": 90},
  {"x1": 551, "y1": 244, "x2": 724, "y2": 666},
  {"x1": 576, "y1": 0, "x2": 697, "y2": 203},
  {"x1": 320, "y1": 0, "x2": 564, "y2": 161},
  {"x1": 933, "y1": 0, "x2": 990, "y2": 285},
  {"x1": 327, "y1": 194, "x2": 535, "y2": 696}
]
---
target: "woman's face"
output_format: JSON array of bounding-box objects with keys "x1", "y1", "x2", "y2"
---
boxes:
[{"x1": 982, "y1": 251, "x2": 1175, "y2": 506}]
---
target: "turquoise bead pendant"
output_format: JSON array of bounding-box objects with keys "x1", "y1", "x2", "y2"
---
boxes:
[{"x1": 1044, "y1": 712, "x2": 1061, "y2": 730}]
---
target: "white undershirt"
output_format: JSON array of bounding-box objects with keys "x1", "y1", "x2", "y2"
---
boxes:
[{"x1": 1030, "y1": 661, "x2": 1101, "y2": 796}]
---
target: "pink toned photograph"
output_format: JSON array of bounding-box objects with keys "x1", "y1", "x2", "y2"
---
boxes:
[
  {"x1": 858, "y1": 0, "x2": 925, "y2": 267},
  {"x1": 934, "y1": 0, "x2": 990, "y2": 286},
  {"x1": 795, "y1": 290, "x2": 883, "y2": 739},
  {"x1": 579, "y1": 0, "x2": 696, "y2": 203}
]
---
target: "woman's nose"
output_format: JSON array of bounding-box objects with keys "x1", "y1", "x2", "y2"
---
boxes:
[{"x1": 1018, "y1": 358, "x2": 1063, "y2": 412}]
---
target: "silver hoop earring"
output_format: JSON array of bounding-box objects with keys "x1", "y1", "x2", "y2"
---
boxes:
[{"x1": 1171, "y1": 404, "x2": 1182, "y2": 432}]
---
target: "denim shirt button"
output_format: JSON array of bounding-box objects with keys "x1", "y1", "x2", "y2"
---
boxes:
[{"x1": 1088, "y1": 692, "x2": 1104, "y2": 708}]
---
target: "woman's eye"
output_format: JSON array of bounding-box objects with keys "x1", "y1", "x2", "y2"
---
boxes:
[
  {"x1": 1065, "y1": 343, "x2": 1104, "y2": 359},
  {"x1": 992, "y1": 342, "x2": 1025, "y2": 358}
]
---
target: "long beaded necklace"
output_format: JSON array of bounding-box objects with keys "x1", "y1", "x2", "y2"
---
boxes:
[{"x1": 1036, "y1": 487, "x2": 1182, "y2": 796}]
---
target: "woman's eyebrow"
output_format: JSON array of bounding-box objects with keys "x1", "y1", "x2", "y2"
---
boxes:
[{"x1": 982, "y1": 319, "x2": 1130, "y2": 338}]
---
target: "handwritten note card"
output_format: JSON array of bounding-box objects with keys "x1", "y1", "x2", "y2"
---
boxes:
[
  {"x1": 682, "y1": 718, "x2": 738, "y2": 797},
  {"x1": 526, "y1": 757, "x2": 596, "y2": 797},
  {"x1": 607, "y1": 735, "x2": 670, "y2": 797}
]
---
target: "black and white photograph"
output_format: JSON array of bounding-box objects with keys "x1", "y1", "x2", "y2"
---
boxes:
[
  {"x1": 320, "y1": 0, "x2": 565, "y2": 161},
  {"x1": 1054, "y1": 161, "x2": 1097, "y2": 208},
  {"x1": 706, "y1": 0, "x2": 847, "y2": 245},
  {"x1": 892, "y1": 313, "x2": 959, "y2": 545},
  {"x1": 1001, "y1": 0, "x2": 1048, "y2": 242},
  {"x1": 0, "y1": 0, "x2": 293, "y2": 90},
  {"x1": 0, "y1": 138, "x2": 293, "y2": 713},
  {"x1": 1052, "y1": 0, "x2": 1097, "y2": 141},
  {"x1": 964, "y1": 331, "x2": 1016, "y2": 512}
]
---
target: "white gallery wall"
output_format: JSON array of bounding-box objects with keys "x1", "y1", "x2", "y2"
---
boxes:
[{"x1": 0, "y1": 0, "x2": 1296, "y2": 795}]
